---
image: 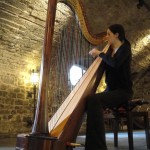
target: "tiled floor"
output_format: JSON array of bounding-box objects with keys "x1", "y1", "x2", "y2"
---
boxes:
[
  {"x1": 0, "y1": 137, "x2": 16, "y2": 150},
  {"x1": 0, "y1": 130, "x2": 149, "y2": 150},
  {"x1": 75, "y1": 131, "x2": 149, "y2": 150}
]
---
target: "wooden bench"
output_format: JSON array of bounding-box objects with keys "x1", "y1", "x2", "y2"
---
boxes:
[{"x1": 104, "y1": 99, "x2": 150, "y2": 150}]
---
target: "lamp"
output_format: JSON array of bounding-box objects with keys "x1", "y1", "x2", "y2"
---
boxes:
[
  {"x1": 30, "y1": 69, "x2": 39, "y2": 123},
  {"x1": 30, "y1": 69, "x2": 39, "y2": 85}
]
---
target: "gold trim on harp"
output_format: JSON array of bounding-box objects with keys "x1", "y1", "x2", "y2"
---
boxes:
[
  {"x1": 65, "y1": 0, "x2": 106, "y2": 45},
  {"x1": 50, "y1": 116, "x2": 69, "y2": 137}
]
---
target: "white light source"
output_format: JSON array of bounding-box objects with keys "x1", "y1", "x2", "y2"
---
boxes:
[
  {"x1": 30, "y1": 69, "x2": 39, "y2": 122},
  {"x1": 69, "y1": 65, "x2": 85, "y2": 86},
  {"x1": 30, "y1": 69, "x2": 39, "y2": 85}
]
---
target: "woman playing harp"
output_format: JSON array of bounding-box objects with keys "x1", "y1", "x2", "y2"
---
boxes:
[{"x1": 85, "y1": 24, "x2": 133, "y2": 150}]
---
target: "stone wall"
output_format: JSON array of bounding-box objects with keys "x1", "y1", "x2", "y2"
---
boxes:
[
  {"x1": 0, "y1": 0, "x2": 47, "y2": 137},
  {"x1": 0, "y1": 0, "x2": 150, "y2": 137},
  {"x1": 80, "y1": 0, "x2": 150, "y2": 103}
]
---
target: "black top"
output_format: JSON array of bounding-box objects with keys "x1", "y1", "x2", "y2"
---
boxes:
[{"x1": 99, "y1": 41, "x2": 133, "y2": 92}]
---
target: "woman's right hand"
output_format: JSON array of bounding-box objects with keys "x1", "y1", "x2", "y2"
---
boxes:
[{"x1": 89, "y1": 48, "x2": 101, "y2": 58}]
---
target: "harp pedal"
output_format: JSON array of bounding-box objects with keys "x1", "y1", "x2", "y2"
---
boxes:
[{"x1": 66, "y1": 142, "x2": 84, "y2": 147}]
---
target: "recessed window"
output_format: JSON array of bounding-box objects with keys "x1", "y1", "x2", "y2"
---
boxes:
[{"x1": 69, "y1": 65, "x2": 86, "y2": 86}]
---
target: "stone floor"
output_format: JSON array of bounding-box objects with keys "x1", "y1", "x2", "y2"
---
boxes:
[{"x1": 0, "y1": 130, "x2": 149, "y2": 150}]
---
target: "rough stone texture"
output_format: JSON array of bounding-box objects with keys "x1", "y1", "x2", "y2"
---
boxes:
[
  {"x1": 80, "y1": 0, "x2": 150, "y2": 68},
  {"x1": 0, "y1": 0, "x2": 47, "y2": 137},
  {"x1": 0, "y1": 0, "x2": 150, "y2": 137}
]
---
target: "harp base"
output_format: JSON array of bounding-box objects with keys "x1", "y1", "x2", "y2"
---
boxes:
[{"x1": 16, "y1": 133, "x2": 70, "y2": 150}]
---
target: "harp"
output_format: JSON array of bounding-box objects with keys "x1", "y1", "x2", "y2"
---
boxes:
[{"x1": 16, "y1": 0, "x2": 108, "y2": 150}]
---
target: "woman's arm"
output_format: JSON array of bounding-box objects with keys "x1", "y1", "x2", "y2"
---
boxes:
[{"x1": 99, "y1": 44, "x2": 131, "y2": 68}]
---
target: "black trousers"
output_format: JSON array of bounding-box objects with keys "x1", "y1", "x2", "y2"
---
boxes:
[{"x1": 85, "y1": 89, "x2": 133, "y2": 150}]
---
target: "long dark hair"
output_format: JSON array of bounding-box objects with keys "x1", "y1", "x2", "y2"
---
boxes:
[{"x1": 108, "y1": 24, "x2": 130, "y2": 45}]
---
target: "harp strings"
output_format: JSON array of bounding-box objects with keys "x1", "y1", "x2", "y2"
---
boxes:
[
  {"x1": 49, "y1": 4, "x2": 95, "y2": 117},
  {"x1": 48, "y1": 3, "x2": 106, "y2": 134}
]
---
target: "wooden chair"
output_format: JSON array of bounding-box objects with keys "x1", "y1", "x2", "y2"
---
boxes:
[{"x1": 104, "y1": 99, "x2": 150, "y2": 150}]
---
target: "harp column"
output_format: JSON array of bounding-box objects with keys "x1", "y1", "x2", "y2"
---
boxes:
[{"x1": 32, "y1": 0, "x2": 57, "y2": 135}]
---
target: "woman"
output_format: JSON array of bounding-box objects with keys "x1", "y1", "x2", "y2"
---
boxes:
[{"x1": 85, "y1": 24, "x2": 133, "y2": 150}]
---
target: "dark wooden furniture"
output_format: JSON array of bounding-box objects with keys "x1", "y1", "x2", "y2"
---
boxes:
[{"x1": 105, "y1": 99, "x2": 150, "y2": 150}]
